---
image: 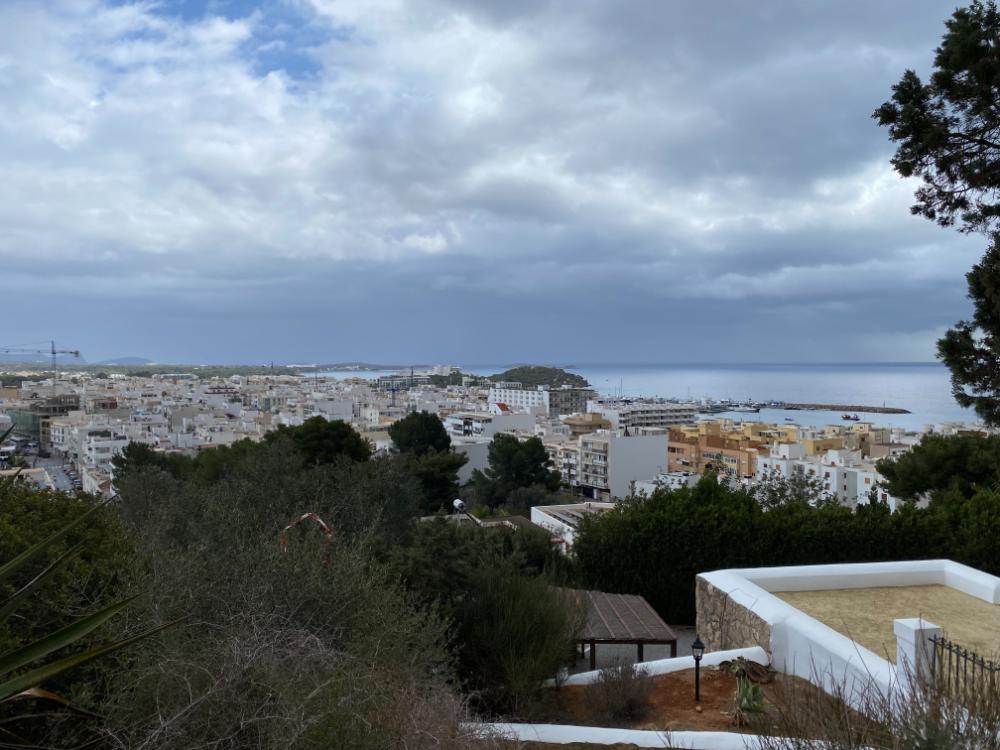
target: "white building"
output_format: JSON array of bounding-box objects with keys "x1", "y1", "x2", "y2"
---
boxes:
[
  {"x1": 488, "y1": 384, "x2": 595, "y2": 418},
  {"x1": 531, "y1": 501, "x2": 616, "y2": 551},
  {"x1": 588, "y1": 398, "x2": 696, "y2": 431},
  {"x1": 442, "y1": 411, "x2": 534, "y2": 440},
  {"x1": 634, "y1": 471, "x2": 701, "y2": 496},
  {"x1": 488, "y1": 385, "x2": 549, "y2": 415},
  {"x1": 578, "y1": 429, "x2": 668, "y2": 500},
  {"x1": 756, "y1": 446, "x2": 899, "y2": 510}
]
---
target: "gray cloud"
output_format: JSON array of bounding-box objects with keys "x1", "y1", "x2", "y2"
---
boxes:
[{"x1": 0, "y1": 0, "x2": 982, "y2": 363}]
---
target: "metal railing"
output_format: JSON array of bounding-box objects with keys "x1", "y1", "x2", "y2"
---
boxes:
[{"x1": 930, "y1": 634, "x2": 1000, "y2": 699}]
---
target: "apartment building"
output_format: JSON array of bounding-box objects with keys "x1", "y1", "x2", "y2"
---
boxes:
[
  {"x1": 757, "y1": 446, "x2": 899, "y2": 510},
  {"x1": 442, "y1": 411, "x2": 534, "y2": 439},
  {"x1": 544, "y1": 438, "x2": 581, "y2": 486},
  {"x1": 578, "y1": 429, "x2": 668, "y2": 499},
  {"x1": 5, "y1": 394, "x2": 81, "y2": 446},
  {"x1": 488, "y1": 384, "x2": 596, "y2": 418},
  {"x1": 588, "y1": 398, "x2": 696, "y2": 431},
  {"x1": 667, "y1": 427, "x2": 762, "y2": 479},
  {"x1": 561, "y1": 412, "x2": 611, "y2": 437}
]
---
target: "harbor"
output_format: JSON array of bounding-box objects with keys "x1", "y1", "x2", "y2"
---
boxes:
[{"x1": 695, "y1": 400, "x2": 910, "y2": 416}]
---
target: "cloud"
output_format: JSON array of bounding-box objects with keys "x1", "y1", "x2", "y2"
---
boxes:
[{"x1": 0, "y1": 0, "x2": 981, "y2": 363}]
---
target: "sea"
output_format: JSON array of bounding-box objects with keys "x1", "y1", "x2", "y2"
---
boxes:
[{"x1": 316, "y1": 362, "x2": 976, "y2": 432}]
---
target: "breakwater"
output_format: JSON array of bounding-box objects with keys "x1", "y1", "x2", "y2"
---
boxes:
[{"x1": 778, "y1": 403, "x2": 910, "y2": 414}]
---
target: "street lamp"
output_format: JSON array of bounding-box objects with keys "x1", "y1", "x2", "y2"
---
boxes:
[{"x1": 691, "y1": 635, "x2": 705, "y2": 702}]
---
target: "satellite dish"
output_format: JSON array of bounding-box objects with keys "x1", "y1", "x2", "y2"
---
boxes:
[{"x1": 453, "y1": 498, "x2": 466, "y2": 513}]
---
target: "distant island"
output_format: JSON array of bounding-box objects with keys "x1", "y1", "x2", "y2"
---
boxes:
[{"x1": 488, "y1": 365, "x2": 590, "y2": 388}]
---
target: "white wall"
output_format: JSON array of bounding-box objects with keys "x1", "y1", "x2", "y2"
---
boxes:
[
  {"x1": 454, "y1": 440, "x2": 489, "y2": 484},
  {"x1": 608, "y1": 433, "x2": 668, "y2": 499},
  {"x1": 699, "y1": 560, "x2": 1000, "y2": 710}
]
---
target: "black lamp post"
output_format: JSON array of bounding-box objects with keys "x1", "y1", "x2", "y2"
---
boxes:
[{"x1": 691, "y1": 635, "x2": 705, "y2": 702}]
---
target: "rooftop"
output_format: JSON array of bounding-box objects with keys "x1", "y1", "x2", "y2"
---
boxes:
[
  {"x1": 570, "y1": 588, "x2": 677, "y2": 645},
  {"x1": 533, "y1": 502, "x2": 615, "y2": 529},
  {"x1": 777, "y1": 584, "x2": 1000, "y2": 661}
]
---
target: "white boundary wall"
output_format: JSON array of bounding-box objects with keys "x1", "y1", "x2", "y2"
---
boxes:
[
  {"x1": 469, "y1": 723, "x2": 765, "y2": 749},
  {"x1": 699, "y1": 560, "x2": 1000, "y2": 708},
  {"x1": 467, "y1": 723, "x2": 868, "y2": 749},
  {"x1": 545, "y1": 646, "x2": 768, "y2": 687}
]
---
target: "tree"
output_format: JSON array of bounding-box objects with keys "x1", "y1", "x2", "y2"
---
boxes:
[
  {"x1": 875, "y1": 1, "x2": 1000, "y2": 234},
  {"x1": 876, "y1": 432, "x2": 1000, "y2": 501},
  {"x1": 407, "y1": 450, "x2": 468, "y2": 514},
  {"x1": 876, "y1": 1, "x2": 1000, "y2": 423},
  {"x1": 388, "y1": 412, "x2": 466, "y2": 513},
  {"x1": 752, "y1": 469, "x2": 837, "y2": 511},
  {"x1": 389, "y1": 411, "x2": 451, "y2": 456},
  {"x1": 937, "y1": 236, "x2": 1000, "y2": 423},
  {"x1": 266, "y1": 416, "x2": 371, "y2": 465},
  {"x1": 471, "y1": 434, "x2": 560, "y2": 508}
]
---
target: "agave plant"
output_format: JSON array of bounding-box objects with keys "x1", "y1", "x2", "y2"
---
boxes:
[
  {"x1": 0, "y1": 454, "x2": 168, "y2": 707},
  {"x1": 732, "y1": 675, "x2": 766, "y2": 727}
]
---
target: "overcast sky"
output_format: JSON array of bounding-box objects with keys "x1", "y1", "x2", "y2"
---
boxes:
[{"x1": 0, "y1": 0, "x2": 985, "y2": 365}]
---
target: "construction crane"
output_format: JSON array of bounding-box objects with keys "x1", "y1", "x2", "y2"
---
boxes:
[{"x1": 0, "y1": 341, "x2": 81, "y2": 392}]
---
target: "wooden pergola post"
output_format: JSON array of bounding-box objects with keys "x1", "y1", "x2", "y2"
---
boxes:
[
  {"x1": 589, "y1": 640, "x2": 596, "y2": 670},
  {"x1": 637, "y1": 643, "x2": 644, "y2": 662}
]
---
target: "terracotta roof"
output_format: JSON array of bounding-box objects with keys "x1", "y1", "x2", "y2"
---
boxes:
[{"x1": 571, "y1": 589, "x2": 677, "y2": 644}]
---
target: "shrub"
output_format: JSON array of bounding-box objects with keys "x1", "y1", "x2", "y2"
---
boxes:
[
  {"x1": 583, "y1": 661, "x2": 654, "y2": 724},
  {"x1": 457, "y1": 571, "x2": 584, "y2": 716},
  {"x1": 759, "y1": 666, "x2": 1000, "y2": 750}
]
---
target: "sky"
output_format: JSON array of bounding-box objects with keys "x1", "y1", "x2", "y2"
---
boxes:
[{"x1": 0, "y1": 0, "x2": 986, "y2": 365}]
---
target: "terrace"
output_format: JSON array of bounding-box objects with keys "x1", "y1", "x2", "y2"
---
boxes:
[
  {"x1": 696, "y1": 559, "x2": 1000, "y2": 707},
  {"x1": 776, "y1": 583, "x2": 1000, "y2": 661}
]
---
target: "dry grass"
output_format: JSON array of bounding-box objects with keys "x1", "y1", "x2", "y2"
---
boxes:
[{"x1": 776, "y1": 584, "x2": 1000, "y2": 660}]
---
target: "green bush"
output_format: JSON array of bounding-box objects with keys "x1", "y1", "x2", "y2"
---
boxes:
[
  {"x1": 392, "y1": 519, "x2": 581, "y2": 714},
  {"x1": 574, "y1": 467, "x2": 1000, "y2": 624},
  {"x1": 457, "y1": 571, "x2": 583, "y2": 715}
]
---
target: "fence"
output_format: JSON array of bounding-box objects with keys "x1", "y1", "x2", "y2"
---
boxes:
[{"x1": 929, "y1": 634, "x2": 1000, "y2": 700}]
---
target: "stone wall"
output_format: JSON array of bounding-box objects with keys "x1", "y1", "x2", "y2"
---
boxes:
[{"x1": 695, "y1": 575, "x2": 772, "y2": 654}]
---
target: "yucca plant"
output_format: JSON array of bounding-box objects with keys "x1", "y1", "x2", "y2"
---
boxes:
[{"x1": 1, "y1": 442, "x2": 168, "y2": 708}]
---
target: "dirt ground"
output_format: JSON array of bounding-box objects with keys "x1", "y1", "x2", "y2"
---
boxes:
[
  {"x1": 547, "y1": 667, "x2": 830, "y2": 733},
  {"x1": 777, "y1": 584, "x2": 1000, "y2": 660}
]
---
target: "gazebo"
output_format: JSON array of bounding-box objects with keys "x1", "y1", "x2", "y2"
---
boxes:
[{"x1": 573, "y1": 589, "x2": 678, "y2": 670}]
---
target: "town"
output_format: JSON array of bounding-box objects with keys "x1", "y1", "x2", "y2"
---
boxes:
[{"x1": 0, "y1": 364, "x2": 981, "y2": 515}]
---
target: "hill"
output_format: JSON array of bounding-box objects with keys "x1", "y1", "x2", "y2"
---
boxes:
[
  {"x1": 96, "y1": 356, "x2": 154, "y2": 365},
  {"x1": 488, "y1": 365, "x2": 590, "y2": 388}
]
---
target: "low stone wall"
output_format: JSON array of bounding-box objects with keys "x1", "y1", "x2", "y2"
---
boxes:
[{"x1": 695, "y1": 575, "x2": 772, "y2": 654}]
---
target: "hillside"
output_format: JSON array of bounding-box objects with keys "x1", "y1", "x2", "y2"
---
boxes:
[{"x1": 488, "y1": 365, "x2": 590, "y2": 388}]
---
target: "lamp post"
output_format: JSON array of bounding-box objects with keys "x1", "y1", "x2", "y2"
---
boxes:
[{"x1": 692, "y1": 635, "x2": 705, "y2": 702}]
